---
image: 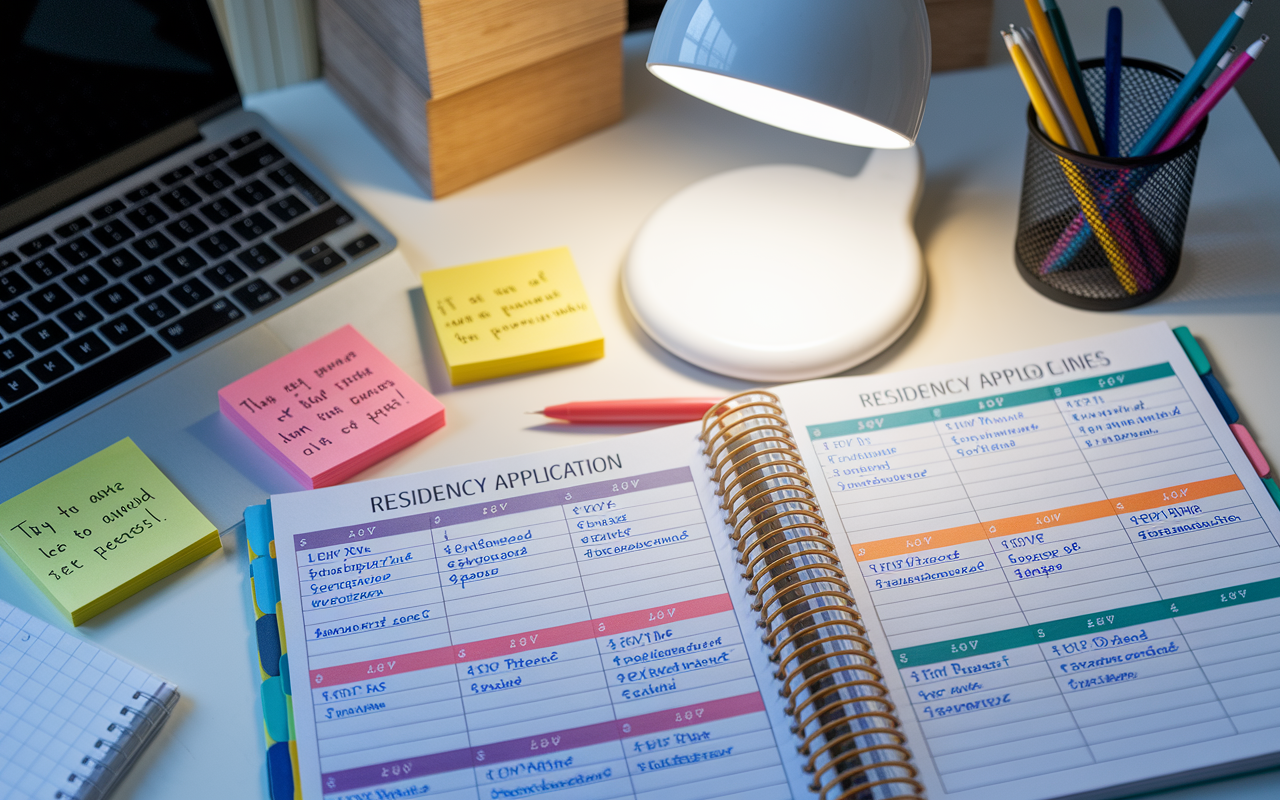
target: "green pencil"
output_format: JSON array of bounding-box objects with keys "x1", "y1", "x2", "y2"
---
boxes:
[{"x1": 1044, "y1": 0, "x2": 1104, "y2": 150}]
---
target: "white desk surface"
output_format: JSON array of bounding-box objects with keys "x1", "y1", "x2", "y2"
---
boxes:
[{"x1": 3, "y1": 0, "x2": 1280, "y2": 797}]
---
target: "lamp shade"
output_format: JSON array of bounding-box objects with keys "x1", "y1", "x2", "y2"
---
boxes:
[{"x1": 647, "y1": 0, "x2": 931, "y2": 148}]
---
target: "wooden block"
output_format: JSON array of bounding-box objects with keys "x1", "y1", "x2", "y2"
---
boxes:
[
  {"x1": 318, "y1": 0, "x2": 623, "y2": 197},
  {"x1": 925, "y1": 0, "x2": 993, "y2": 72},
  {"x1": 331, "y1": 0, "x2": 626, "y2": 98}
]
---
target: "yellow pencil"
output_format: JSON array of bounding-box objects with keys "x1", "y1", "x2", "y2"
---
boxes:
[
  {"x1": 1004, "y1": 32, "x2": 1138, "y2": 294},
  {"x1": 1024, "y1": 0, "x2": 1099, "y2": 155}
]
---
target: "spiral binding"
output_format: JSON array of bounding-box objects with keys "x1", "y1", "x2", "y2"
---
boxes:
[
  {"x1": 701, "y1": 391, "x2": 924, "y2": 800},
  {"x1": 54, "y1": 685, "x2": 177, "y2": 800}
]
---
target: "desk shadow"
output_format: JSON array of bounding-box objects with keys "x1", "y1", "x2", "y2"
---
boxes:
[
  {"x1": 185, "y1": 412, "x2": 300, "y2": 496},
  {"x1": 407, "y1": 286, "x2": 454, "y2": 394}
]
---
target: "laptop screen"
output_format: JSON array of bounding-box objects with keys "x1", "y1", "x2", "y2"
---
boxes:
[{"x1": 0, "y1": 0, "x2": 240, "y2": 236}]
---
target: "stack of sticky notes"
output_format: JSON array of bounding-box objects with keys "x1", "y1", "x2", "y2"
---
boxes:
[
  {"x1": 0, "y1": 438, "x2": 220, "y2": 625},
  {"x1": 218, "y1": 325, "x2": 445, "y2": 488},
  {"x1": 421, "y1": 246, "x2": 605, "y2": 384}
]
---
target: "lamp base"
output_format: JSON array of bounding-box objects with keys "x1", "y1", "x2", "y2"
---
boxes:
[{"x1": 624, "y1": 146, "x2": 926, "y2": 383}]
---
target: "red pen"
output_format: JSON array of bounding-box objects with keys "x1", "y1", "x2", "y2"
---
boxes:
[{"x1": 533, "y1": 398, "x2": 722, "y2": 424}]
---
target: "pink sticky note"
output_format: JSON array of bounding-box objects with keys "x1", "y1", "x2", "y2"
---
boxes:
[
  {"x1": 1230, "y1": 423, "x2": 1271, "y2": 478},
  {"x1": 218, "y1": 325, "x2": 445, "y2": 488}
]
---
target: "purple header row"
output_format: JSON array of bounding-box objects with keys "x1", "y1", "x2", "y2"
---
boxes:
[{"x1": 293, "y1": 466, "x2": 694, "y2": 550}]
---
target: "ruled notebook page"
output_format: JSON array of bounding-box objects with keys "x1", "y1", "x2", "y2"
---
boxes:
[
  {"x1": 0, "y1": 599, "x2": 174, "y2": 800},
  {"x1": 778, "y1": 323, "x2": 1280, "y2": 800},
  {"x1": 269, "y1": 424, "x2": 810, "y2": 800}
]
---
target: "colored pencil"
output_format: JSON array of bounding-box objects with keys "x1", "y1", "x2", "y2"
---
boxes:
[
  {"x1": 1104, "y1": 7, "x2": 1123, "y2": 157},
  {"x1": 1024, "y1": 0, "x2": 1099, "y2": 154},
  {"x1": 1157, "y1": 36, "x2": 1267, "y2": 150},
  {"x1": 1045, "y1": 0, "x2": 1104, "y2": 150},
  {"x1": 1015, "y1": 27, "x2": 1086, "y2": 152},
  {"x1": 534, "y1": 398, "x2": 723, "y2": 424}
]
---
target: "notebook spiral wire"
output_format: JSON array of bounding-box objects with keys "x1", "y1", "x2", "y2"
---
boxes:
[{"x1": 702, "y1": 391, "x2": 924, "y2": 800}]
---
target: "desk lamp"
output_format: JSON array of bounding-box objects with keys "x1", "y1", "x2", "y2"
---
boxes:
[{"x1": 624, "y1": 0, "x2": 932, "y2": 382}]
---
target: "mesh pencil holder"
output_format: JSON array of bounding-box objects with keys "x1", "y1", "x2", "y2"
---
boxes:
[{"x1": 1014, "y1": 58, "x2": 1207, "y2": 310}]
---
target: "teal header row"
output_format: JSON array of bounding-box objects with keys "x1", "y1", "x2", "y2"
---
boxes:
[
  {"x1": 807, "y1": 363, "x2": 1176, "y2": 440},
  {"x1": 891, "y1": 575, "x2": 1280, "y2": 667}
]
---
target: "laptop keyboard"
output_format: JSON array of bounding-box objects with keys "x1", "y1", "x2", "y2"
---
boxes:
[{"x1": 0, "y1": 130, "x2": 382, "y2": 449}]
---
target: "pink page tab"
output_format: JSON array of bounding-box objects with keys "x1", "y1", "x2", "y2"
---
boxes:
[
  {"x1": 1230, "y1": 423, "x2": 1271, "y2": 478},
  {"x1": 219, "y1": 325, "x2": 445, "y2": 488}
]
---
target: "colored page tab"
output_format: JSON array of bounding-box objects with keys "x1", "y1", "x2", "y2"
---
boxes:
[
  {"x1": 218, "y1": 325, "x2": 445, "y2": 489},
  {"x1": 0, "y1": 438, "x2": 219, "y2": 625},
  {"x1": 1172, "y1": 326, "x2": 1212, "y2": 375},
  {"x1": 421, "y1": 247, "x2": 604, "y2": 385}
]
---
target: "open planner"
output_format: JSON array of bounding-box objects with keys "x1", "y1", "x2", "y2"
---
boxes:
[{"x1": 248, "y1": 323, "x2": 1280, "y2": 800}]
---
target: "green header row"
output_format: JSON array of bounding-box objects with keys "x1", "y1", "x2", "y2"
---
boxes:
[
  {"x1": 891, "y1": 575, "x2": 1280, "y2": 667},
  {"x1": 807, "y1": 363, "x2": 1175, "y2": 440}
]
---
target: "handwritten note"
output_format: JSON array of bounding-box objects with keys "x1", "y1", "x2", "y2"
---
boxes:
[
  {"x1": 0, "y1": 438, "x2": 219, "y2": 625},
  {"x1": 421, "y1": 247, "x2": 604, "y2": 384},
  {"x1": 218, "y1": 325, "x2": 445, "y2": 488}
]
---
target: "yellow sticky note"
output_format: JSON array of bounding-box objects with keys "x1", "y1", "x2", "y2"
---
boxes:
[
  {"x1": 422, "y1": 247, "x2": 604, "y2": 384},
  {"x1": 0, "y1": 438, "x2": 220, "y2": 625}
]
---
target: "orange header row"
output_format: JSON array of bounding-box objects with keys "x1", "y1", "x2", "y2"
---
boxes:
[{"x1": 853, "y1": 473, "x2": 1245, "y2": 562}]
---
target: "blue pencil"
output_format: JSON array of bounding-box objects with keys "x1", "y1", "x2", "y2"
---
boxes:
[{"x1": 1104, "y1": 8, "x2": 1123, "y2": 157}]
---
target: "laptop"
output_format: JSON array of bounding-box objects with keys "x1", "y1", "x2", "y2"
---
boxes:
[{"x1": 0, "y1": 0, "x2": 397, "y2": 526}]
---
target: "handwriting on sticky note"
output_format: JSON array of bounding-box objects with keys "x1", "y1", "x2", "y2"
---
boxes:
[
  {"x1": 218, "y1": 325, "x2": 445, "y2": 488},
  {"x1": 422, "y1": 247, "x2": 604, "y2": 384},
  {"x1": 0, "y1": 438, "x2": 218, "y2": 624}
]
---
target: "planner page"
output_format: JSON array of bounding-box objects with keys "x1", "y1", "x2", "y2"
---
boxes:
[
  {"x1": 777, "y1": 323, "x2": 1280, "y2": 799},
  {"x1": 269, "y1": 424, "x2": 807, "y2": 800}
]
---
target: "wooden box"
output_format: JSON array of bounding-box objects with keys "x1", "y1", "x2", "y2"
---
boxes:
[
  {"x1": 925, "y1": 0, "x2": 994, "y2": 72},
  {"x1": 318, "y1": 0, "x2": 626, "y2": 197}
]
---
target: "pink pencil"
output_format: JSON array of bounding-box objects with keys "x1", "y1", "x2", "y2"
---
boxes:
[{"x1": 1157, "y1": 35, "x2": 1267, "y2": 150}]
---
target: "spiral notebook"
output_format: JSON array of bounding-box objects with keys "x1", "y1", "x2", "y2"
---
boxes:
[
  {"x1": 0, "y1": 599, "x2": 178, "y2": 800},
  {"x1": 250, "y1": 323, "x2": 1280, "y2": 800}
]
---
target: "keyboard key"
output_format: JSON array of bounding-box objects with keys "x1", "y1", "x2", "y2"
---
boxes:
[
  {"x1": 232, "y1": 279, "x2": 281, "y2": 311},
  {"x1": 54, "y1": 217, "x2": 92, "y2": 238},
  {"x1": 135, "y1": 296, "x2": 180, "y2": 326},
  {"x1": 30, "y1": 284, "x2": 73, "y2": 314},
  {"x1": 0, "y1": 253, "x2": 19, "y2": 269},
  {"x1": 0, "y1": 336, "x2": 170, "y2": 447},
  {"x1": 199, "y1": 197, "x2": 242, "y2": 224},
  {"x1": 227, "y1": 143, "x2": 285, "y2": 177},
  {"x1": 22, "y1": 254, "x2": 67, "y2": 284},
  {"x1": 90, "y1": 199, "x2": 127, "y2": 220},
  {"x1": 129, "y1": 266, "x2": 173, "y2": 295},
  {"x1": 343, "y1": 234, "x2": 380, "y2": 258},
  {"x1": 170, "y1": 277, "x2": 213, "y2": 308},
  {"x1": 124, "y1": 182, "x2": 160, "y2": 203},
  {"x1": 55, "y1": 236, "x2": 101, "y2": 266},
  {"x1": 162, "y1": 248, "x2": 207, "y2": 277},
  {"x1": 196, "y1": 231, "x2": 239, "y2": 258},
  {"x1": 276, "y1": 269, "x2": 313, "y2": 293},
  {"x1": 204, "y1": 261, "x2": 247, "y2": 289},
  {"x1": 64, "y1": 331, "x2": 110, "y2": 365},
  {"x1": 265, "y1": 163, "x2": 330, "y2": 206},
  {"x1": 273, "y1": 205, "x2": 353, "y2": 253},
  {"x1": 236, "y1": 243, "x2": 281, "y2": 272},
  {"x1": 234, "y1": 180, "x2": 275, "y2": 206},
  {"x1": 1, "y1": 301, "x2": 37, "y2": 334},
  {"x1": 100, "y1": 314, "x2": 145, "y2": 344},
  {"x1": 159, "y1": 185, "x2": 202, "y2": 213},
  {"x1": 159, "y1": 165, "x2": 194, "y2": 185},
  {"x1": 194, "y1": 147, "x2": 228, "y2": 168},
  {"x1": 93, "y1": 284, "x2": 139, "y2": 315},
  {"x1": 194, "y1": 168, "x2": 235, "y2": 195},
  {"x1": 91, "y1": 219, "x2": 135, "y2": 248},
  {"x1": 125, "y1": 201, "x2": 168, "y2": 231},
  {"x1": 0, "y1": 370, "x2": 38, "y2": 403},
  {"x1": 98, "y1": 249, "x2": 142, "y2": 278},
  {"x1": 266, "y1": 195, "x2": 309, "y2": 223},
  {"x1": 57, "y1": 302, "x2": 103, "y2": 332},
  {"x1": 133, "y1": 232, "x2": 176, "y2": 260},
  {"x1": 159, "y1": 297, "x2": 244, "y2": 350},
  {"x1": 301, "y1": 244, "x2": 345, "y2": 274},
  {"x1": 22, "y1": 320, "x2": 69, "y2": 351},
  {"x1": 229, "y1": 131, "x2": 261, "y2": 149},
  {"x1": 231, "y1": 212, "x2": 276, "y2": 240},
  {"x1": 19, "y1": 234, "x2": 55, "y2": 257},
  {"x1": 0, "y1": 271, "x2": 32, "y2": 302},
  {"x1": 65, "y1": 265, "x2": 108, "y2": 296},
  {"x1": 28, "y1": 351, "x2": 74, "y2": 383},
  {"x1": 0, "y1": 339, "x2": 32, "y2": 371},
  {"x1": 165, "y1": 214, "x2": 209, "y2": 242}
]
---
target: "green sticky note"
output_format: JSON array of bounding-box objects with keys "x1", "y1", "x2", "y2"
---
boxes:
[
  {"x1": 0, "y1": 438, "x2": 220, "y2": 625},
  {"x1": 1172, "y1": 326, "x2": 1212, "y2": 375}
]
